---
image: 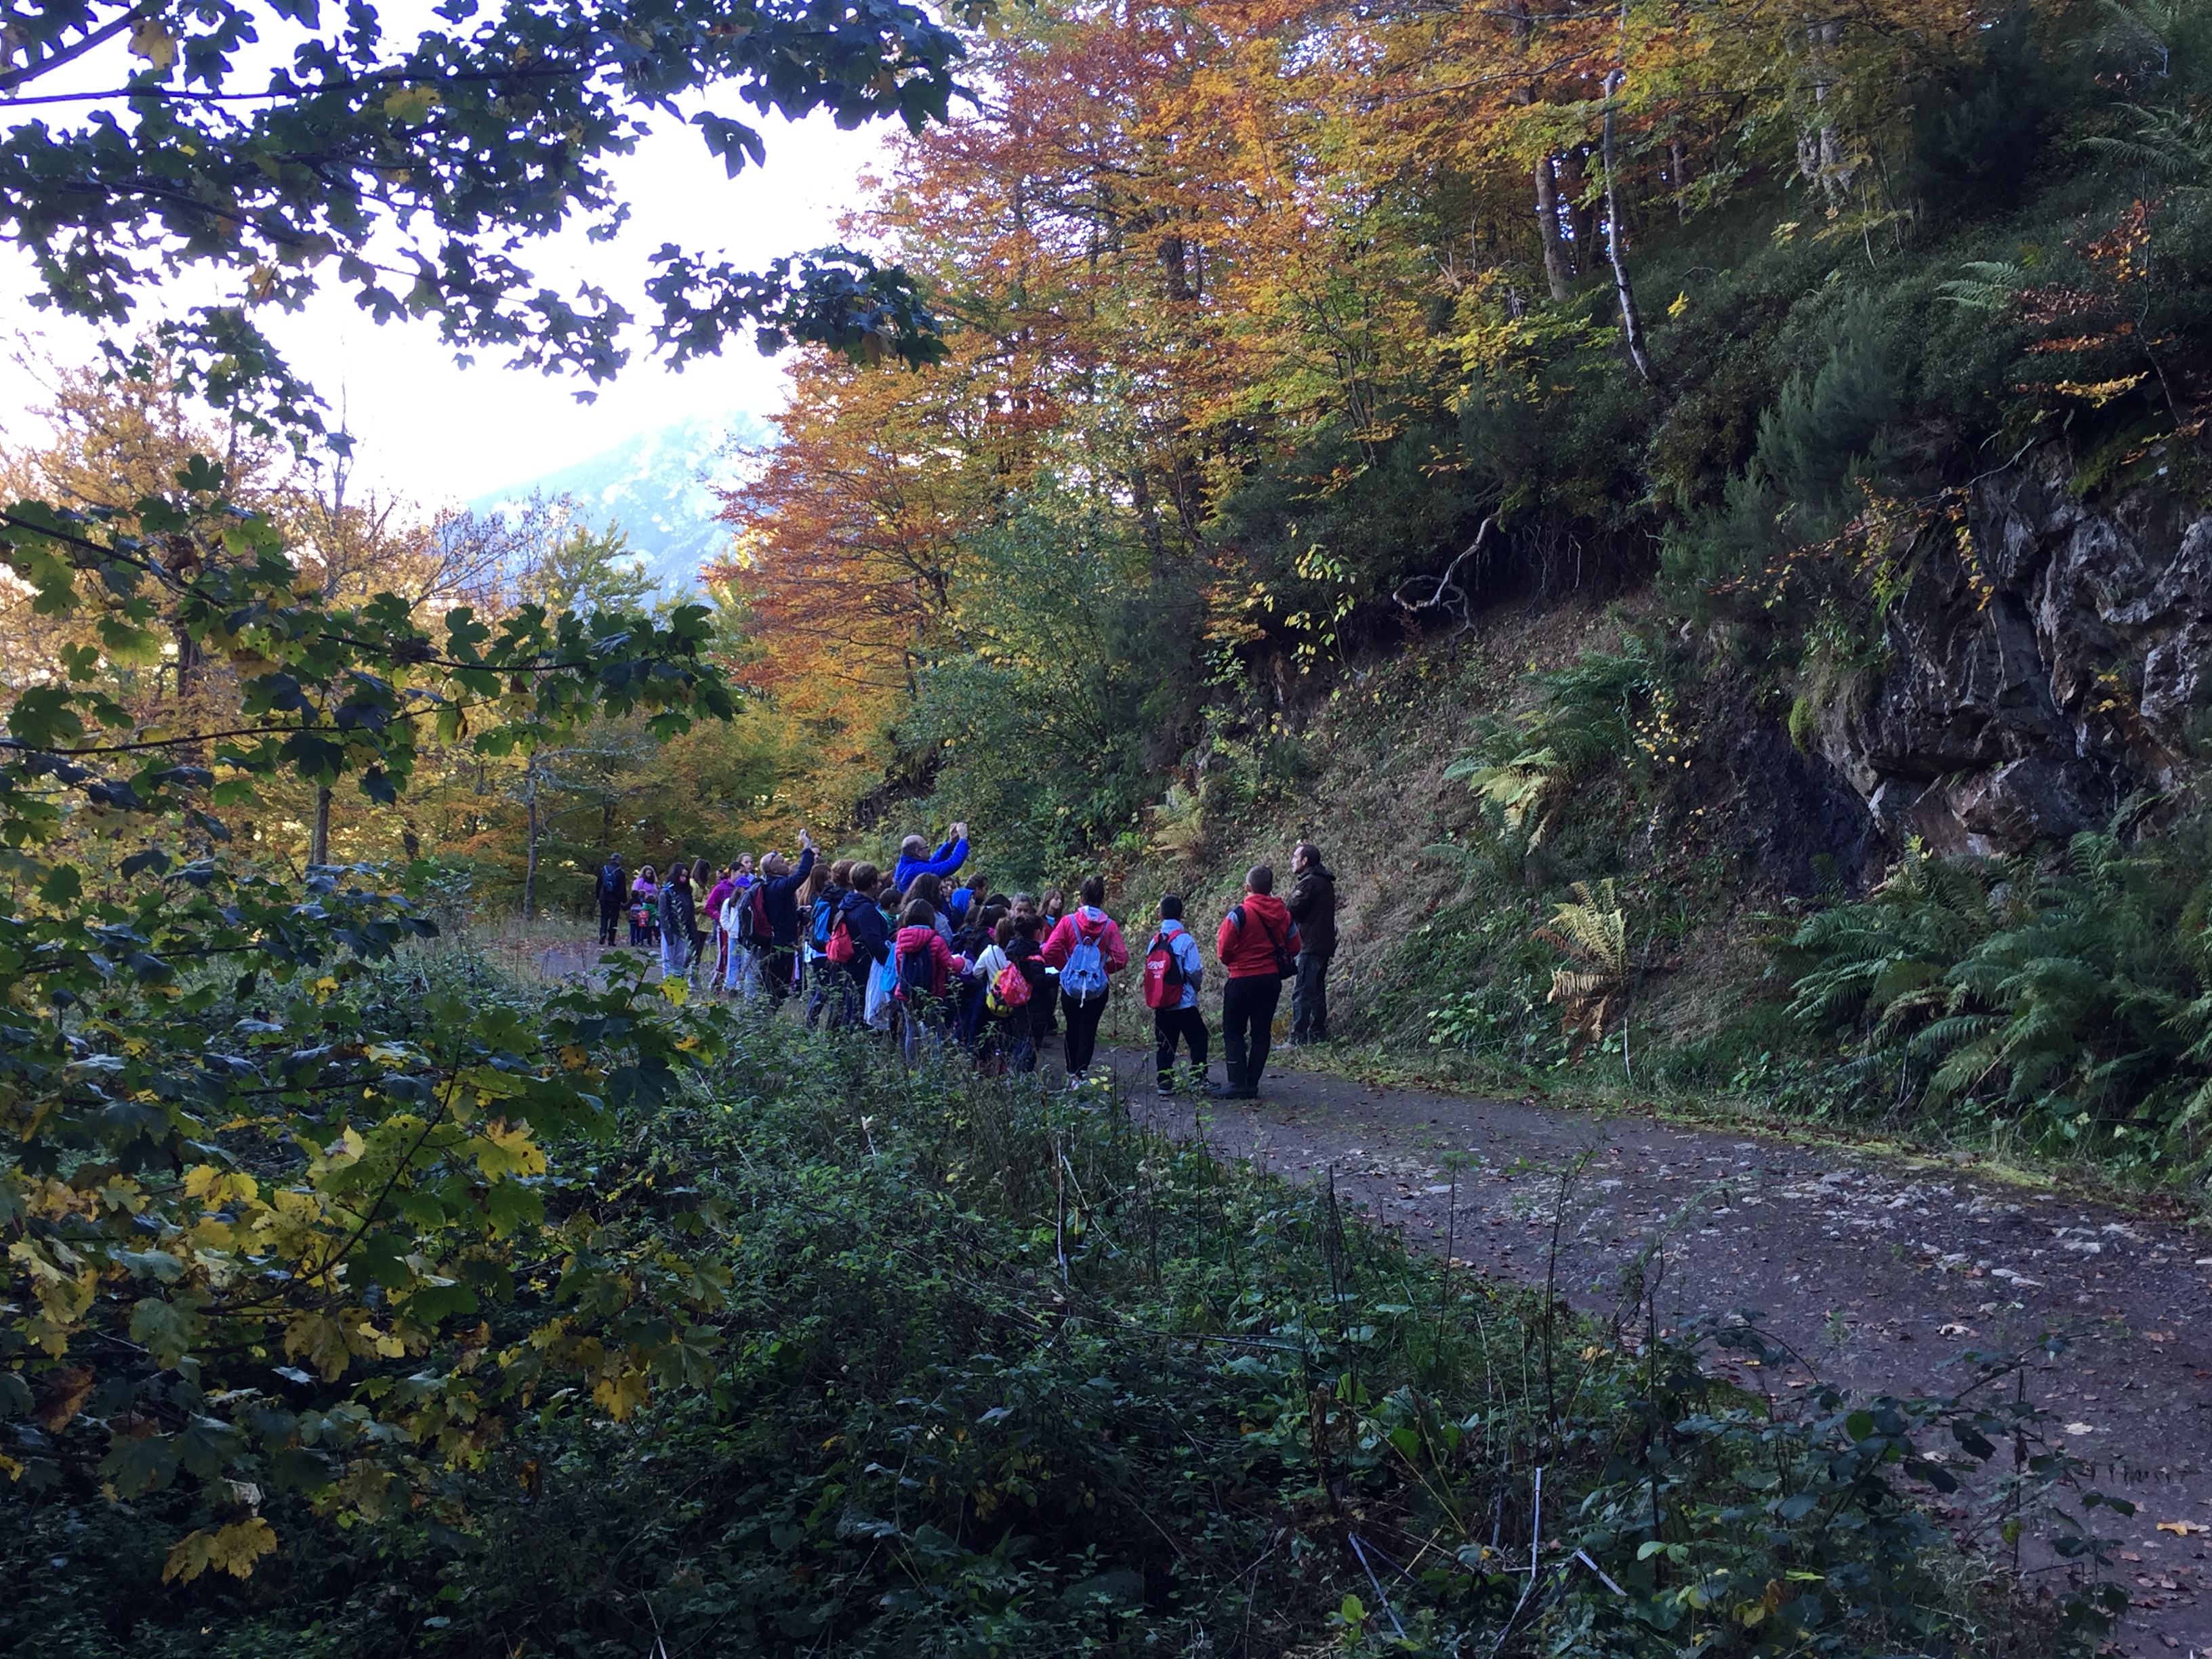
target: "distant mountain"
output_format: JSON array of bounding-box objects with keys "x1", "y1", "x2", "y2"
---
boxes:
[{"x1": 468, "y1": 409, "x2": 771, "y2": 594}]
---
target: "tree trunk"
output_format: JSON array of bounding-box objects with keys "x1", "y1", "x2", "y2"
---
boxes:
[
  {"x1": 1798, "y1": 18, "x2": 1850, "y2": 199},
  {"x1": 523, "y1": 763, "x2": 540, "y2": 926},
  {"x1": 1556, "y1": 149, "x2": 1595, "y2": 272},
  {"x1": 1506, "y1": 0, "x2": 1570, "y2": 301},
  {"x1": 1534, "y1": 156, "x2": 1572, "y2": 300},
  {"x1": 1601, "y1": 74, "x2": 1657, "y2": 385},
  {"x1": 1159, "y1": 228, "x2": 1193, "y2": 302},
  {"x1": 309, "y1": 785, "x2": 331, "y2": 868}
]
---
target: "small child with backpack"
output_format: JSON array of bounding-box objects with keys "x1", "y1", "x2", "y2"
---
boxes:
[
  {"x1": 1142, "y1": 893, "x2": 1208, "y2": 1097},
  {"x1": 1040, "y1": 875, "x2": 1128, "y2": 1088},
  {"x1": 951, "y1": 897, "x2": 1007, "y2": 1047},
  {"x1": 802, "y1": 859, "x2": 853, "y2": 1027},
  {"x1": 999, "y1": 912, "x2": 1048, "y2": 1073},
  {"x1": 893, "y1": 900, "x2": 968, "y2": 1026}
]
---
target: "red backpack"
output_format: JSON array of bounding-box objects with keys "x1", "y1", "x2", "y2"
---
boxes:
[
  {"x1": 1141, "y1": 928, "x2": 1187, "y2": 1010},
  {"x1": 825, "y1": 915, "x2": 855, "y2": 965},
  {"x1": 989, "y1": 962, "x2": 1032, "y2": 1013}
]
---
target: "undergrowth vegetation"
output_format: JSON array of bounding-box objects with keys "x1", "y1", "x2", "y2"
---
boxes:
[
  {"x1": 2, "y1": 956, "x2": 2127, "y2": 1656},
  {"x1": 1775, "y1": 817, "x2": 2212, "y2": 1179}
]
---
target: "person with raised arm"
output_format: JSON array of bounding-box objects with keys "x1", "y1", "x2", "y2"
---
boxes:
[{"x1": 893, "y1": 821, "x2": 970, "y2": 893}]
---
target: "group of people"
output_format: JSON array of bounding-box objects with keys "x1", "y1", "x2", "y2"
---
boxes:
[
  {"x1": 596, "y1": 838, "x2": 819, "y2": 998},
  {"x1": 590, "y1": 830, "x2": 1340, "y2": 1101}
]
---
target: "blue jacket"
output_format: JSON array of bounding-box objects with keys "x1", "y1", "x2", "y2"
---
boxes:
[
  {"x1": 893, "y1": 836, "x2": 968, "y2": 894},
  {"x1": 837, "y1": 887, "x2": 890, "y2": 975},
  {"x1": 1152, "y1": 919, "x2": 1203, "y2": 1010},
  {"x1": 758, "y1": 848, "x2": 817, "y2": 947}
]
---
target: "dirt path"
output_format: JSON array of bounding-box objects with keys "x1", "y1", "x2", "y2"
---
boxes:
[{"x1": 1099, "y1": 1047, "x2": 2212, "y2": 1658}]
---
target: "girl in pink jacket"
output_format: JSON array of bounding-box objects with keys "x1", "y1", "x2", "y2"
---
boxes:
[
  {"x1": 1040, "y1": 876, "x2": 1128, "y2": 1084},
  {"x1": 893, "y1": 901, "x2": 969, "y2": 1019}
]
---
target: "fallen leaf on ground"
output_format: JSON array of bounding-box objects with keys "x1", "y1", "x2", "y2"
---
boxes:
[
  {"x1": 2064, "y1": 1422, "x2": 2098, "y2": 1435},
  {"x1": 2156, "y1": 1520, "x2": 2208, "y2": 1536}
]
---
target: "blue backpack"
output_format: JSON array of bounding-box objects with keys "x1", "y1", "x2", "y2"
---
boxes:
[
  {"x1": 809, "y1": 897, "x2": 834, "y2": 947},
  {"x1": 1061, "y1": 917, "x2": 1109, "y2": 1004}
]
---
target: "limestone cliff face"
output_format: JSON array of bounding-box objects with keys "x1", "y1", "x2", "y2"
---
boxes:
[{"x1": 1815, "y1": 459, "x2": 2212, "y2": 858}]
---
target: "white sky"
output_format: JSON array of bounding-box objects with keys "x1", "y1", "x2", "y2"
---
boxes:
[{"x1": 0, "y1": 104, "x2": 889, "y2": 507}]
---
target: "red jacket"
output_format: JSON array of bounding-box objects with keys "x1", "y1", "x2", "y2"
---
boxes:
[
  {"x1": 1216, "y1": 892, "x2": 1300, "y2": 979},
  {"x1": 1040, "y1": 906, "x2": 1130, "y2": 975},
  {"x1": 893, "y1": 924, "x2": 966, "y2": 996}
]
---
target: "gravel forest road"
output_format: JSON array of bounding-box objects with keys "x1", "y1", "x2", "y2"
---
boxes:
[{"x1": 1103, "y1": 1048, "x2": 2212, "y2": 1658}]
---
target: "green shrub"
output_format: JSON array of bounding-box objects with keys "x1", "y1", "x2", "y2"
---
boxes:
[
  {"x1": 1780, "y1": 819, "x2": 2212, "y2": 1174},
  {"x1": 4, "y1": 1004, "x2": 2119, "y2": 1656}
]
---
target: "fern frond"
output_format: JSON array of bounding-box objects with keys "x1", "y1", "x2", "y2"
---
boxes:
[
  {"x1": 1544, "y1": 880, "x2": 1629, "y2": 975},
  {"x1": 1939, "y1": 262, "x2": 2030, "y2": 312}
]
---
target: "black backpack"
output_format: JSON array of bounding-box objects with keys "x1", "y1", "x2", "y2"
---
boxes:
[{"x1": 897, "y1": 940, "x2": 936, "y2": 1000}]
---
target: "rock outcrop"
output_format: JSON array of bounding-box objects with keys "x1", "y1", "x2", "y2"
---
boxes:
[{"x1": 1816, "y1": 458, "x2": 2211, "y2": 857}]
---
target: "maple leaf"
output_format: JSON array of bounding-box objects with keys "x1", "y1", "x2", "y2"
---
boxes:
[
  {"x1": 470, "y1": 1120, "x2": 548, "y2": 1181},
  {"x1": 163, "y1": 1517, "x2": 278, "y2": 1584},
  {"x1": 284, "y1": 1312, "x2": 354, "y2": 1382}
]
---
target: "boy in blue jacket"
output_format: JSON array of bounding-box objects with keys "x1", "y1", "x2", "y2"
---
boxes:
[{"x1": 1150, "y1": 894, "x2": 1208, "y2": 1096}]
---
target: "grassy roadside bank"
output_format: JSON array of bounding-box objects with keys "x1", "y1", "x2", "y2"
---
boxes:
[{"x1": 1, "y1": 953, "x2": 2112, "y2": 1656}]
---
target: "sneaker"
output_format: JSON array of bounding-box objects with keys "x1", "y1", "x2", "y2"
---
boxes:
[{"x1": 1155, "y1": 1082, "x2": 1175, "y2": 1098}]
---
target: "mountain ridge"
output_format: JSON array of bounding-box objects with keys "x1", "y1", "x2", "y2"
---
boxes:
[{"x1": 468, "y1": 408, "x2": 769, "y2": 594}]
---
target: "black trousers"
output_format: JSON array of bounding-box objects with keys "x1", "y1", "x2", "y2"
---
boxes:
[
  {"x1": 598, "y1": 901, "x2": 621, "y2": 947},
  {"x1": 1062, "y1": 990, "x2": 1108, "y2": 1075},
  {"x1": 1154, "y1": 1005, "x2": 1208, "y2": 1085},
  {"x1": 1292, "y1": 951, "x2": 1331, "y2": 1040},
  {"x1": 1221, "y1": 975, "x2": 1281, "y2": 1094},
  {"x1": 759, "y1": 945, "x2": 797, "y2": 1006}
]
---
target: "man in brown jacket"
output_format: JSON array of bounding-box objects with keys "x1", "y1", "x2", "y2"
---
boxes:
[{"x1": 1286, "y1": 842, "x2": 1336, "y2": 1044}]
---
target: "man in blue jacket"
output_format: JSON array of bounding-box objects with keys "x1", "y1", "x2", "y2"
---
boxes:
[{"x1": 893, "y1": 821, "x2": 968, "y2": 893}]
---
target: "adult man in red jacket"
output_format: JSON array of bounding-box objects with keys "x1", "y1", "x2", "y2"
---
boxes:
[{"x1": 1212, "y1": 864, "x2": 1300, "y2": 1099}]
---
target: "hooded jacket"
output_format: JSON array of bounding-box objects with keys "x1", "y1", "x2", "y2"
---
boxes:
[
  {"x1": 892, "y1": 924, "x2": 966, "y2": 998},
  {"x1": 1147, "y1": 918, "x2": 1204, "y2": 1010},
  {"x1": 1040, "y1": 905, "x2": 1130, "y2": 978},
  {"x1": 702, "y1": 876, "x2": 736, "y2": 925},
  {"x1": 1286, "y1": 863, "x2": 1338, "y2": 959},
  {"x1": 1215, "y1": 892, "x2": 1300, "y2": 979},
  {"x1": 837, "y1": 887, "x2": 891, "y2": 975}
]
